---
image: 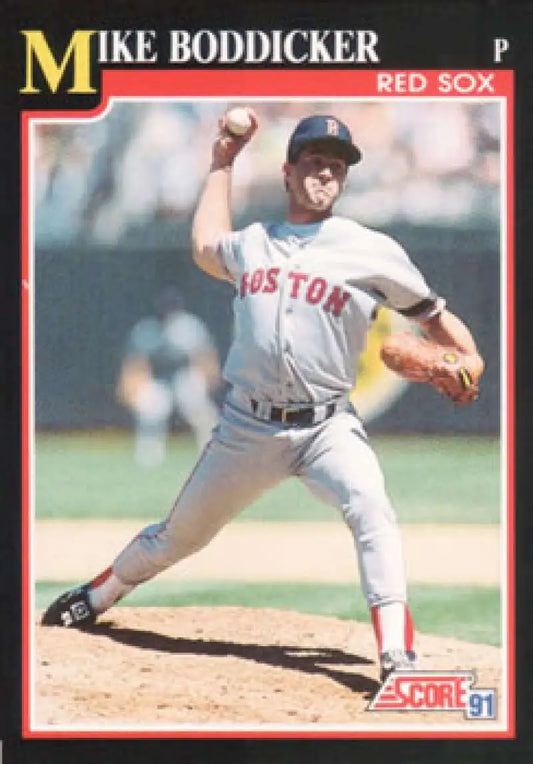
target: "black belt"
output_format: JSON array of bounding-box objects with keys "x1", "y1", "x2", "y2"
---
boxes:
[{"x1": 250, "y1": 399, "x2": 337, "y2": 425}]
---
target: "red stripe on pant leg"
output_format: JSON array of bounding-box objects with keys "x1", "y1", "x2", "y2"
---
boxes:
[
  {"x1": 370, "y1": 606, "x2": 383, "y2": 653},
  {"x1": 89, "y1": 566, "x2": 113, "y2": 590},
  {"x1": 405, "y1": 604, "x2": 415, "y2": 651}
]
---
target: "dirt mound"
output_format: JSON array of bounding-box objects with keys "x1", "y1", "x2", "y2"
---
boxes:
[{"x1": 34, "y1": 606, "x2": 503, "y2": 732}]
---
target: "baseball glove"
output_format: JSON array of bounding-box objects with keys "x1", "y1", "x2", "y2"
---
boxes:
[{"x1": 380, "y1": 332, "x2": 482, "y2": 405}]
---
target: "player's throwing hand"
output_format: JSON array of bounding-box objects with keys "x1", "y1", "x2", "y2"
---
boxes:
[{"x1": 212, "y1": 107, "x2": 259, "y2": 168}]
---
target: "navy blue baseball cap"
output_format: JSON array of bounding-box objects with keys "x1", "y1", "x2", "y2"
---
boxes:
[{"x1": 287, "y1": 115, "x2": 362, "y2": 166}]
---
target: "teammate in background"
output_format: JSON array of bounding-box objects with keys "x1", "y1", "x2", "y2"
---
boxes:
[
  {"x1": 42, "y1": 111, "x2": 484, "y2": 683},
  {"x1": 116, "y1": 286, "x2": 221, "y2": 466}
]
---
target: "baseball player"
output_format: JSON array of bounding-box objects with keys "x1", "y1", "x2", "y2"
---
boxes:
[
  {"x1": 42, "y1": 110, "x2": 485, "y2": 683},
  {"x1": 116, "y1": 286, "x2": 221, "y2": 466}
]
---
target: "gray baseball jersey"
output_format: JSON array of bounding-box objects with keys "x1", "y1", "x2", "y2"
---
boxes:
[
  {"x1": 218, "y1": 216, "x2": 444, "y2": 403},
  {"x1": 112, "y1": 215, "x2": 444, "y2": 609}
]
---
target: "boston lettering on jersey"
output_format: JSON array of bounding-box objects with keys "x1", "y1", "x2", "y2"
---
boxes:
[{"x1": 239, "y1": 267, "x2": 350, "y2": 316}]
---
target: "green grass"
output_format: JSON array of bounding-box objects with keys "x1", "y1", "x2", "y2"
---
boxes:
[
  {"x1": 34, "y1": 431, "x2": 501, "y2": 524},
  {"x1": 35, "y1": 580, "x2": 501, "y2": 646}
]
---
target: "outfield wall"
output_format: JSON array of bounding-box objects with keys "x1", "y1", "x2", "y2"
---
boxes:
[{"x1": 34, "y1": 223, "x2": 500, "y2": 434}]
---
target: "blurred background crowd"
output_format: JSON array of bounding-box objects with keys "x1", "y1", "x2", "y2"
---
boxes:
[
  {"x1": 34, "y1": 99, "x2": 500, "y2": 248},
  {"x1": 32, "y1": 99, "x2": 502, "y2": 436}
]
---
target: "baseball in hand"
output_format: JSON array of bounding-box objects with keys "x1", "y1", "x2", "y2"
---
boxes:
[{"x1": 225, "y1": 107, "x2": 252, "y2": 136}]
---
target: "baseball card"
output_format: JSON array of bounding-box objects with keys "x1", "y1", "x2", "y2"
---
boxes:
[{"x1": 2, "y1": 1, "x2": 531, "y2": 762}]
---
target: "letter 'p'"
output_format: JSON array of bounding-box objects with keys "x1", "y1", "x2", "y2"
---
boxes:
[{"x1": 494, "y1": 38, "x2": 509, "y2": 63}]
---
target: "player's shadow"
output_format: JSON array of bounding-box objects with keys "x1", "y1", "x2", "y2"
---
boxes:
[{"x1": 86, "y1": 621, "x2": 379, "y2": 696}]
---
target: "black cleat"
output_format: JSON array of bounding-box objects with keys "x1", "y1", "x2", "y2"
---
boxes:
[
  {"x1": 379, "y1": 649, "x2": 418, "y2": 683},
  {"x1": 41, "y1": 585, "x2": 96, "y2": 628}
]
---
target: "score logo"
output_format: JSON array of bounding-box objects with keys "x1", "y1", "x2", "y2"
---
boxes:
[{"x1": 368, "y1": 671, "x2": 496, "y2": 719}]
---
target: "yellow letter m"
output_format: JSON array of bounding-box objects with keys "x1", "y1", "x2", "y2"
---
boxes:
[{"x1": 20, "y1": 30, "x2": 96, "y2": 94}]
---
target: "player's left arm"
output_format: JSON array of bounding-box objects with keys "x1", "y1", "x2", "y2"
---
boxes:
[
  {"x1": 417, "y1": 308, "x2": 485, "y2": 380},
  {"x1": 374, "y1": 234, "x2": 485, "y2": 402}
]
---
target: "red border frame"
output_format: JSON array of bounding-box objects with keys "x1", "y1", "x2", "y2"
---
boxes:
[{"x1": 21, "y1": 68, "x2": 515, "y2": 740}]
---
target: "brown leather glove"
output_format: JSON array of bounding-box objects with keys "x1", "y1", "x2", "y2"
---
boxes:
[{"x1": 380, "y1": 332, "x2": 483, "y2": 405}]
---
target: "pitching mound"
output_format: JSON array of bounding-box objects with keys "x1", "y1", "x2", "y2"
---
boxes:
[{"x1": 35, "y1": 606, "x2": 502, "y2": 730}]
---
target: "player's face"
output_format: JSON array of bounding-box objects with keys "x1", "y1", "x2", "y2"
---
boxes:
[{"x1": 284, "y1": 147, "x2": 348, "y2": 217}]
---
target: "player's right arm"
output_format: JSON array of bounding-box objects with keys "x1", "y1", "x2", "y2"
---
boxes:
[
  {"x1": 116, "y1": 355, "x2": 151, "y2": 407},
  {"x1": 191, "y1": 109, "x2": 258, "y2": 280}
]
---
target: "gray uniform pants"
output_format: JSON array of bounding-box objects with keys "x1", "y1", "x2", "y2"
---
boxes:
[{"x1": 113, "y1": 389, "x2": 408, "y2": 607}]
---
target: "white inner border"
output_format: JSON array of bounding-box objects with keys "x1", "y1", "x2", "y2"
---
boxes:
[{"x1": 27, "y1": 92, "x2": 510, "y2": 736}]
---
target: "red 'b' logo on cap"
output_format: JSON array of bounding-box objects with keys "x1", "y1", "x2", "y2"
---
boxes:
[{"x1": 326, "y1": 118, "x2": 339, "y2": 136}]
